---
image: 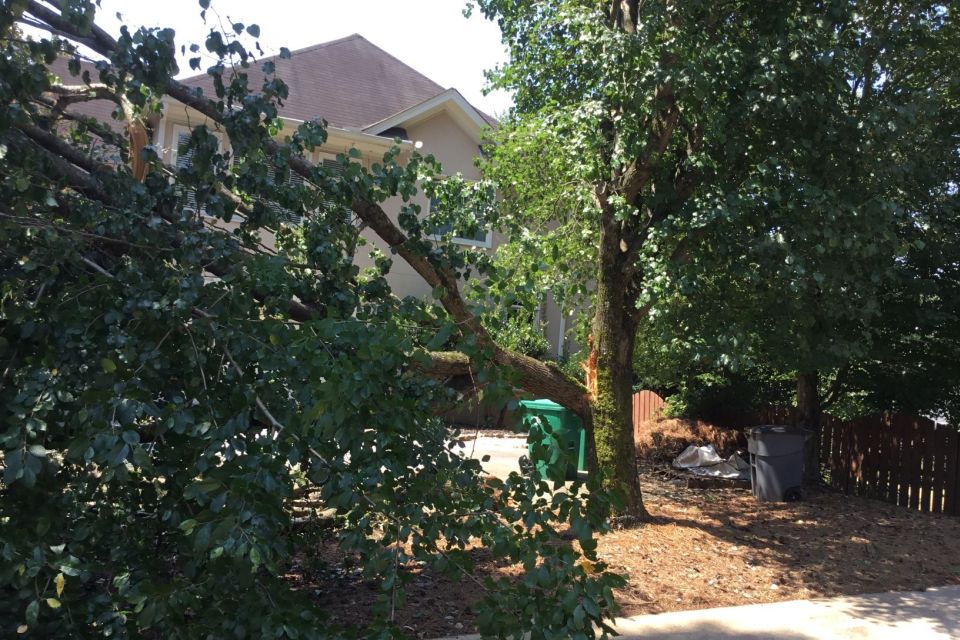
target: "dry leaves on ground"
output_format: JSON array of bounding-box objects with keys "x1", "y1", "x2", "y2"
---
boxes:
[{"x1": 285, "y1": 465, "x2": 960, "y2": 638}]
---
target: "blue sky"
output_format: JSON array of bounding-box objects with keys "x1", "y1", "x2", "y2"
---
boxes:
[{"x1": 81, "y1": 0, "x2": 513, "y2": 117}]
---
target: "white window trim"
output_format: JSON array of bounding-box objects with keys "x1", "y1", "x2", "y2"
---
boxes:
[
  {"x1": 442, "y1": 233, "x2": 493, "y2": 249},
  {"x1": 425, "y1": 181, "x2": 493, "y2": 249}
]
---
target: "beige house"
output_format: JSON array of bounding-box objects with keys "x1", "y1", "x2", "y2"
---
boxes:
[{"x1": 51, "y1": 34, "x2": 574, "y2": 359}]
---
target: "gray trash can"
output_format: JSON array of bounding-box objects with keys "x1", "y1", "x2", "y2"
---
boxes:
[{"x1": 745, "y1": 425, "x2": 811, "y2": 502}]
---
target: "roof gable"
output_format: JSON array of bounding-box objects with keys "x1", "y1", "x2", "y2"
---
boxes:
[
  {"x1": 364, "y1": 89, "x2": 494, "y2": 143},
  {"x1": 181, "y1": 34, "x2": 447, "y2": 129}
]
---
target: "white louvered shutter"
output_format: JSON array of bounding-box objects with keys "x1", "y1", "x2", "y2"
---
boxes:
[
  {"x1": 175, "y1": 130, "x2": 198, "y2": 214},
  {"x1": 266, "y1": 166, "x2": 306, "y2": 225}
]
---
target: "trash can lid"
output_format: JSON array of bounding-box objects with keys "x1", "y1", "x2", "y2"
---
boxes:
[
  {"x1": 745, "y1": 424, "x2": 813, "y2": 438},
  {"x1": 519, "y1": 399, "x2": 563, "y2": 411}
]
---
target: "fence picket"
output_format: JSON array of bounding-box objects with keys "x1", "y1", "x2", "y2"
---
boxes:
[
  {"x1": 631, "y1": 390, "x2": 665, "y2": 453},
  {"x1": 875, "y1": 414, "x2": 890, "y2": 502},
  {"x1": 886, "y1": 414, "x2": 902, "y2": 505},
  {"x1": 863, "y1": 417, "x2": 878, "y2": 498},
  {"x1": 931, "y1": 424, "x2": 946, "y2": 514},
  {"x1": 830, "y1": 416, "x2": 844, "y2": 490},
  {"x1": 895, "y1": 416, "x2": 911, "y2": 508},
  {"x1": 949, "y1": 430, "x2": 960, "y2": 516},
  {"x1": 908, "y1": 418, "x2": 923, "y2": 511},
  {"x1": 919, "y1": 418, "x2": 935, "y2": 512}
]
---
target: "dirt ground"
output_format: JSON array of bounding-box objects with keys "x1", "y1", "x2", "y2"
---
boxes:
[
  {"x1": 608, "y1": 464, "x2": 960, "y2": 617},
  {"x1": 286, "y1": 420, "x2": 960, "y2": 638}
]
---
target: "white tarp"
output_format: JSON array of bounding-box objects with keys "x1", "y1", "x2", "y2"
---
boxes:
[{"x1": 672, "y1": 444, "x2": 750, "y2": 480}]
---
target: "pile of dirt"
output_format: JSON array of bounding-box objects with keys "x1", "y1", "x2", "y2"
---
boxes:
[{"x1": 635, "y1": 417, "x2": 745, "y2": 462}]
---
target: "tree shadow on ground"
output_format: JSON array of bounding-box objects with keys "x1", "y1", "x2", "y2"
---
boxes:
[
  {"x1": 612, "y1": 621, "x2": 821, "y2": 640},
  {"x1": 840, "y1": 586, "x2": 960, "y2": 637},
  {"x1": 632, "y1": 464, "x2": 960, "y2": 596},
  {"x1": 598, "y1": 468, "x2": 960, "y2": 619},
  {"x1": 657, "y1": 483, "x2": 960, "y2": 598}
]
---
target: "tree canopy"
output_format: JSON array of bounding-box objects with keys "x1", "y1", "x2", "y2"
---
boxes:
[
  {"x1": 0, "y1": 2, "x2": 622, "y2": 638},
  {"x1": 475, "y1": 0, "x2": 959, "y2": 490}
]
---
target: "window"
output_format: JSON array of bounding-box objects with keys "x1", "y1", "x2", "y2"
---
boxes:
[
  {"x1": 271, "y1": 156, "x2": 353, "y2": 226},
  {"x1": 172, "y1": 127, "x2": 198, "y2": 213},
  {"x1": 170, "y1": 125, "x2": 227, "y2": 216},
  {"x1": 427, "y1": 194, "x2": 491, "y2": 248},
  {"x1": 265, "y1": 165, "x2": 306, "y2": 225},
  {"x1": 319, "y1": 157, "x2": 350, "y2": 218}
]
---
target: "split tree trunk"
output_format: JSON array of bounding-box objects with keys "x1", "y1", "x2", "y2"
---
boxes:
[
  {"x1": 590, "y1": 248, "x2": 646, "y2": 516},
  {"x1": 796, "y1": 371, "x2": 820, "y2": 484}
]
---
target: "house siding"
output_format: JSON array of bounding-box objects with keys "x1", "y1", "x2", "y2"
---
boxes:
[{"x1": 153, "y1": 99, "x2": 571, "y2": 359}]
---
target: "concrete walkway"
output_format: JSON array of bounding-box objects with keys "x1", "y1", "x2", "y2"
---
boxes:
[
  {"x1": 459, "y1": 434, "x2": 526, "y2": 479},
  {"x1": 439, "y1": 586, "x2": 960, "y2": 639}
]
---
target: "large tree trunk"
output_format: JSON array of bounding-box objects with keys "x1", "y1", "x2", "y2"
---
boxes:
[
  {"x1": 796, "y1": 371, "x2": 820, "y2": 484},
  {"x1": 591, "y1": 251, "x2": 646, "y2": 516}
]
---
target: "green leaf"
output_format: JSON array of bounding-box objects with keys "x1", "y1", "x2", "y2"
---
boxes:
[
  {"x1": 25, "y1": 600, "x2": 39, "y2": 625},
  {"x1": 100, "y1": 358, "x2": 117, "y2": 373}
]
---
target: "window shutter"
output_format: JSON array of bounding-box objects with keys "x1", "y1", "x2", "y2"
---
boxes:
[
  {"x1": 266, "y1": 165, "x2": 304, "y2": 225},
  {"x1": 175, "y1": 131, "x2": 198, "y2": 214},
  {"x1": 317, "y1": 158, "x2": 356, "y2": 224},
  {"x1": 321, "y1": 159, "x2": 347, "y2": 218}
]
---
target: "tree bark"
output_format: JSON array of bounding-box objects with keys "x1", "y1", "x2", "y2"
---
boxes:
[
  {"x1": 796, "y1": 371, "x2": 821, "y2": 484},
  {"x1": 591, "y1": 224, "x2": 646, "y2": 516}
]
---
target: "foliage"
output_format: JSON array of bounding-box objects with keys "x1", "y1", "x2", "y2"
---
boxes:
[
  {"x1": 483, "y1": 313, "x2": 551, "y2": 359},
  {"x1": 640, "y1": 0, "x2": 960, "y2": 422},
  {"x1": 556, "y1": 351, "x2": 588, "y2": 386},
  {"x1": 660, "y1": 370, "x2": 795, "y2": 421},
  {"x1": 473, "y1": 0, "x2": 959, "y2": 437},
  {"x1": 0, "y1": 3, "x2": 623, "y2": 638}
]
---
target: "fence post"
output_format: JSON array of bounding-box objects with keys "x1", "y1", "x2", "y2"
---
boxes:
[{"x1": 948, "y1": 428, "x2": 960, "y2": 516}]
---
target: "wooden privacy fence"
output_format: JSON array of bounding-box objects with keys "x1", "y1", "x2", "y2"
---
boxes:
[
  {"x1": 819, "y1": 413, "x2": 960, "y2": 516},
  {"x1": 632, "y1": 390, "x2": 665, "y2": 442},
  {"x1": 714, "y1": 406, "x2": 960, "y2": 516}
]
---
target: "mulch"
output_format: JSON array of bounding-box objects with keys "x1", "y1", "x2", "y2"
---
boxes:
[
  {"x1": 608, "y1": 463, "x2": 960, "y2": 617},
  {"x1": 283, "y1": 420, "x2": 960, "y2": 638}
]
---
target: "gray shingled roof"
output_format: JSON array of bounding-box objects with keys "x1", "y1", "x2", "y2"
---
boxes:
[
  {"x1": 46, "y1": 34, "x2": 495, "y2": 135},
  {"x1": 46, "y1": 57, "x2": 125, "y2": 132},
  {"x1": 181, "y1": 34, "x2": 494, "y2": 129}
]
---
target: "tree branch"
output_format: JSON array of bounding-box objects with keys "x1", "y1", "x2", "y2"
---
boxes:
[{"x1": 19, "y1": 1, "x2": 592, "y2": 416}]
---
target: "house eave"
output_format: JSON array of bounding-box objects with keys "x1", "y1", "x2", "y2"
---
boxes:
[
  {"x1": 158, "y1": 97, "x2": 415, "y2": 152},
  {"x1": 361, "y1": 89, "x2": 490, "y2": 143}
]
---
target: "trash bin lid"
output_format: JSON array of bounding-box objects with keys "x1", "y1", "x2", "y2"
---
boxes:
[
  {"x1": 519, "y1": 399, "x2": 563, "y2": 411},
  {"x1": 745, "y1": 424, "x2": 813, "y2": 439}
]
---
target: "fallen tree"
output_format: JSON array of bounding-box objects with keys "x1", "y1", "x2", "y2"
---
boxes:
[{"x1": 0, "y1": 3, "x2": 619, "y2": 638}]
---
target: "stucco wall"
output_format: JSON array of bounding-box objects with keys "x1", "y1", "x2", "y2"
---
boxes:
[{"x1": 154, "y1": 101, "x2": 573, "y2": 358}]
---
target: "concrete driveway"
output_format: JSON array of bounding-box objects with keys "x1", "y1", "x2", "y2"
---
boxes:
[
  {"x1": 438, "y1": 586, "x2": 960, "y2": 639},
  {"x1": 458, "y1": 433, "x2": 527, "y2": 479},
  {"x1": 611, "y1": 586, "x2": 960, "y2": 639}
]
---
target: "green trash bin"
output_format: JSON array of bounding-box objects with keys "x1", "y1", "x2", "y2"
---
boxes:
[{"x1": 518, "y1": 399, "x2": 586, "y2": 481}]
